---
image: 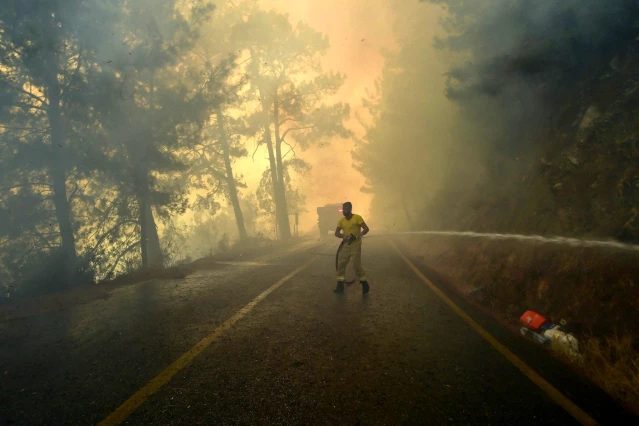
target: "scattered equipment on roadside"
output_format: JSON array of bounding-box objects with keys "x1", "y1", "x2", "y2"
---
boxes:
[{"x1": 520, "y1": 310, "x2": 581, "y2": 360}]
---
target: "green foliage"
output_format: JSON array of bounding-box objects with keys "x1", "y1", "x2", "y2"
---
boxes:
[
  {"x1": 239, "y1": 13, "x2": 352, "y2": 150},
  {"x1": 2, "y1": 247, "x2": 94, "y2": 300},
  {"x1": 0, "y1": 0, "x2": 218, "y2": 292},
  {"x1": 256, "y1": 159, "x2": 309, "y2": 216},
  {"x1": 0, "y1": 0, "x2": 350, "y2": 295}
]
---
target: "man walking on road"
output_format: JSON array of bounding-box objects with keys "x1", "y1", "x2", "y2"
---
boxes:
[{"x1": 334, "y1": 201, "x2": 370, "y2": 294}]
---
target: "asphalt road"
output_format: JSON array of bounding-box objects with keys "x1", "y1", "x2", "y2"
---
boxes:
[{"x1": 0, "y1": 237, "x2": 636, "y2": 425}]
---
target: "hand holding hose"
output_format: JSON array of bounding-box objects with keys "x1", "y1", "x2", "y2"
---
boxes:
[{"x1": 346, "y1": 234, "x2": 359, "y2": 245}]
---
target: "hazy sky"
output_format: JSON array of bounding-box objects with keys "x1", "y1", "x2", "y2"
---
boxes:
[{"x1": 234, "y1": 0, "x2": 398, "y2": 230}]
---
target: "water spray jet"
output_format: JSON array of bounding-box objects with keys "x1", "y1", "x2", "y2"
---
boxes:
[{"x1": 361, "y1": 231, "x2": 639, "y2": 252}]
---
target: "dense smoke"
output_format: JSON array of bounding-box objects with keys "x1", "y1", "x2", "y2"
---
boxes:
[
  {"x1": 3, "y1": 0, "x2": 639, "y2": 298},
  {"x1": 430, "y1": 0, "x2": 639, "y2": 152},
  {"x1": 358, "y1": 0, "x2": 639, "y2": 233}
]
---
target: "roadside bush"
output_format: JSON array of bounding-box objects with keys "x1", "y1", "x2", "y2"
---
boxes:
[{"x1": 1, "y1": 248, "x2": 95, "y2": 301}]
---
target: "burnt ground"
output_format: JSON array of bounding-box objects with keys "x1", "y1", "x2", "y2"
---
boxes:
[{"x1": 0, "y1": 237, "x2": 636, "y2": 425}]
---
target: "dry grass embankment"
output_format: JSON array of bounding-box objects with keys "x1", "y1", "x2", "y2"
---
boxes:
[{"x1": 402, "y1": 235, "x2": 639, "y2": 413}]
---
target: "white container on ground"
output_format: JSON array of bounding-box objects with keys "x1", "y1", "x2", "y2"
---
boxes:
[{"x1": 542, "y1": 327, "x2": 581, "y2": 359}]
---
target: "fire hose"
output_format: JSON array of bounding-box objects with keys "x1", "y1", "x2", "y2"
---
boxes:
[{"x1": 335, "y1": 234, "x2": 358, "y2": 284}]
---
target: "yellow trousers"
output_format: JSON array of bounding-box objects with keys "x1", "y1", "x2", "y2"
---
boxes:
[{"x1": 336, "y1": 243, "x2": 367, "y2": 281}]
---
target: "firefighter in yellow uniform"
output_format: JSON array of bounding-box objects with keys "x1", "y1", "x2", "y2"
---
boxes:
[{"x1": 334, "y1": 201, "x2": 370, "y2": 294}]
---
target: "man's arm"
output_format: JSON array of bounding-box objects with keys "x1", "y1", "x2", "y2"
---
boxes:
[
  {"x1": 360, "y1": 222, "x2": 370, "y2": 237},
  {"x1": 335, "y1": 226, "x2": 350, "y2": 242}
]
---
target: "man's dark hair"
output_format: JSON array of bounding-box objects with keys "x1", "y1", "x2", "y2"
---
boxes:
[{"x1": 343, "y1": 201, "x2": 352, "y2": 209}]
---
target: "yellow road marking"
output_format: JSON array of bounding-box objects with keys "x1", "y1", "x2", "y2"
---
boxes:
[
  {"x1": 99, "y1": 256, "x2": 317, "y2": 426},
  {"x1": 390, "y1": 241, "x2": 599, "y2": 426}
]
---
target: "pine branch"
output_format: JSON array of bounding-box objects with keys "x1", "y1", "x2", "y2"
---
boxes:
[
  {"x1": 0, "y1": 80, "x2": 47, "y2": 106},
  {"x1": 280, "y1": 125, "x2": 316, "y2": 141}
]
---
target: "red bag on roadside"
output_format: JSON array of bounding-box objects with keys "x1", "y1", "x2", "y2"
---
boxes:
[{"x1": 520, "y1": 310, "x2": 547, "y2": 331}]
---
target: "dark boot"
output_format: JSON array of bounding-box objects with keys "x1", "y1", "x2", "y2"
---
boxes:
[
  {"x1": 361, "y1": 281, "x2": 370, "y2": 294},
  {"x1": 333, "y1": 281, "x2": 345, "y2": 293}
]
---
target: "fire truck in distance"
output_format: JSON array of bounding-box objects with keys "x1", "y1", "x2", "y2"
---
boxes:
[{"x1": 316, "y1": 203, "x2": 343, "y2": 237}]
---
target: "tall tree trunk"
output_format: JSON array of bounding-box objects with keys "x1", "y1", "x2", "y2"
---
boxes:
[
  {"x1": 45, "y1": 58, "x2": 77, "y2": 279},
  {"x1": 264, "y1": 127, "x2": 291, "y2": 239},
  {"x1": 216, "y1": 107, "x2": 247, "y2": 240},
  {"x1": 51, "y1": 163, "x2": 77, "y2": 270},
  {"x1": 145, "y1": 201, "x2": 163, "y2": 267},
  {"x1": 249, "y1": 50, "x2": 292, "y2": 240},
  {"x1": 137, "y1": 186, "x2": 163, "y2": 269},
  {"x1": 258, "y1": 96, "x2": 291, "y2": 240},
  {"x1": 273, "y1": 92, "x2": 285, "y2": 185},
  {"x1": 271, "y1": 92, "x2": 291, "y2": 239},
  {"x1": 137, "y1": 71, "x2": 163, "y2": 268},
  {"x1": 139, "y1": 189, "x2": 149, "y2": 268}
]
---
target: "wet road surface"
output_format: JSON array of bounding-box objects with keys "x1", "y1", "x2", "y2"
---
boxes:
[{"x1": 0, "y1": 238, "x2": 636, "y2": 425}]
